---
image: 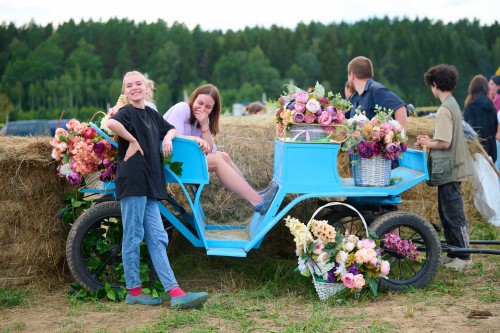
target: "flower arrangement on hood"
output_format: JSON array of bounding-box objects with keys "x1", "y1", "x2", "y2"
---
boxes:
[
  {"x1": 50, "y1": 95, "x2": 128, "y2": 186},
  {"x1": 341, "y1": 106, "x2": 408, "y2": 160},
  {"x1": 285, "y1": 216, "x2": 390, "y2": 297},
  {"x1": 273, "y1": 82, "x2": 351, "y2": 137},
  {"x1": 50, "y1": 119, "x2": 117, "y2": 186}
]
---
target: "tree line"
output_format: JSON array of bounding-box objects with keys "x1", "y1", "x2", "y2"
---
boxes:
[{"x1": 0, "y1": 17, "x2": 499, "y2": 122}]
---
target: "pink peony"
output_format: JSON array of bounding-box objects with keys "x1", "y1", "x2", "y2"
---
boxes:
[
  {"x1": 295, "y1": 92, "x2": 308, "y2": 104},
  {"x1": 358, "y1": 238, "x2": 376, "y2": 249},
  {"x1": 380, "y1": 260, "x2": 390, "y2": 276},
  {"x1": 294, "y1": 102, "x2": 306, "y2": 113},
  {"x1": 353, "y1": 274, "x2": 365, "y2": 289},
  {"x1": 341, "y1": 273, "x2": 357, "y2": 289},
  {"x1": 318, "y1": 111, "x2": 333, "y2": 125},
  {"x1": 355, "y1": 248, "x2": 378, "y2": 264},
  {"x1": 304, "y1": 113, "x2": 316, "y2": 124}
]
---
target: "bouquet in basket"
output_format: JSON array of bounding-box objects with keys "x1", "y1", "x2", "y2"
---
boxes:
[
  {"x1": 49, "y1": 95, "x2": 128, "y2": 186},
  {"x1": 272, "y1": 82, "x2": 351, "y2": 140},
  {"x1": 285, "y1": 215, "x2": 390, "y2": 297},
  {"x1": 341, "y1": 106, "x2": 408, "y2": 160}
]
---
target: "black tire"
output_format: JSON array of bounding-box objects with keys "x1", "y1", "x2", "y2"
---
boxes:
[
  {"x1": 370, "y1": 211, "x2": 441, "y2": 291},
  {"x1": 66, "y1": 201, "x2": 173, "y2": 291}
]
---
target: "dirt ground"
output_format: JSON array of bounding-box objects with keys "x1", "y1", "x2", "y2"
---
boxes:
[{"x1": 1, "y1": 279, "x2": 498, "y2": 333}]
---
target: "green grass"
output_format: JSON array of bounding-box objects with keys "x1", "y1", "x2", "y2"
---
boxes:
[
  {"x1": 0, "y1": 287, "x2": 31, "y2": 310},
  {"x1": 1, "y1": 219, "x2": 498, "y2": 333}
]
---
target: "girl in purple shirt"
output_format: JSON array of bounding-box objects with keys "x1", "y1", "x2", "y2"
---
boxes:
[{"x1": 164, "y1": 84, "x2": 276, "y2": 215}]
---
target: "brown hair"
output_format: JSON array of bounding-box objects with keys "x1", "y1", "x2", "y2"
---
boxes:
[
  {"x1": 465, "y1": 75, "x2": 488, "y2": 107},
  {"x1": 347, "y1": 56, "x2": 374, "y2": 80},
  {"x1": 188, "y1": 84, "x2": 222, "y2": 136},
  {"x1": 424, "y1": 64, "x2": 458, "y2": 92}
]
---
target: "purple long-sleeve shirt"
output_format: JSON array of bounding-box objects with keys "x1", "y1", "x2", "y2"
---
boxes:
[{"x1": 163, "y1": 102, "x2": 217, "y2": 153}]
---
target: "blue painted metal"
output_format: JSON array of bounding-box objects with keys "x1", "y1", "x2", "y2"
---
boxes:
[{"x1": 80, "y1": 129, "x2": 429, "y2": 258}]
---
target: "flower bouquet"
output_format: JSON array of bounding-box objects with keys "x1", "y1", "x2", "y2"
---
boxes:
[
  {"x1": 272, "y1": 82, "x2": 351, "y2": 142},
  {"x1": 341, "y1": 106, "x2": 408, "y2": 186},
  {"x1": 285, "y1": 203, "x2": 390, "y2": 300},
  {"x1": 49, "y1": 94, "x2": 129, "y2": 187}
]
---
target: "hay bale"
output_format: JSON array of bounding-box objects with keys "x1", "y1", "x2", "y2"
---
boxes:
[
  {"x1": 0, "y1": 137, "x2": 68, "y2": 287},
  {"x1": 0, "y1": 115, "x2": 485, "y2": 286}
]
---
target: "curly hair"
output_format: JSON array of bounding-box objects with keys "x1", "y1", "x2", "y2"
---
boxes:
[{"x1": 423, "y1": 64, "x2": 458, "y2": 92}]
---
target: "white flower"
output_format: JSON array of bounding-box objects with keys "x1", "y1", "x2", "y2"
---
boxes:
[
  {"x1": 298, "y1": 258, "x2": 310, "y2": 276},
  {"x1": 59, "y1": 163, "x2": 72, "y2": 176},
  {"x1": 345, "y1": 241, "x2": 355, "y2": 252},
  {"x1": 100, "y1": 114, "x2": 114, "y2": 135}
]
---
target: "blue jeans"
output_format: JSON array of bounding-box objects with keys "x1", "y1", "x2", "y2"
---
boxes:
[{"x1": 121, "y1": 196, "x2": 178, "y2": 291}]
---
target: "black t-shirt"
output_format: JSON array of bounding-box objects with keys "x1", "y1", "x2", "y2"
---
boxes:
[{"x1": 110, "y1": 104, "x2": 175, "y2": 200}]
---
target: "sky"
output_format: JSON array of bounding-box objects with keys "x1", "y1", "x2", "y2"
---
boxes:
[{"x1": 0, "y1": 0, "x2": 497, "y2": 31}]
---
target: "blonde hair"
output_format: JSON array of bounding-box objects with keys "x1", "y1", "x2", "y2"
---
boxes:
[
  {"x1": 120, "y1": 71, "x2": 147, "y2": 104},
  {"x1": 146, "y1": 79, "x2": 155, "y2": 102}
]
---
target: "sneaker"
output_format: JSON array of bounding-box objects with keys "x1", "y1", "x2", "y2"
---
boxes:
[
  {"x1": 443, "y1": 257, "x2": 473, "y2": 271},
  {"x1": 171, "y1": 292, "x2": 209, "y2": 309},
  {"x1": 125, "y1": 293, "x2": 162, "y2": 306},
  {"x1": 254, "y1": 182, "x2": 280, "y2": 215},
  {"x1": 257, "y1": 180, "x2": 277, "y2": 196},
  {"x1": 441, "y1": 256, "x2": 454, "y2": 265}
]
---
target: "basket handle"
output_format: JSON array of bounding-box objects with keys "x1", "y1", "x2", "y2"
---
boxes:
[
  {"x1": 303, "y1": 202, "x2": 369, "y2": 280},
  {"x1": 304, "y1": 202, "x2": 369, "y2": 250}
]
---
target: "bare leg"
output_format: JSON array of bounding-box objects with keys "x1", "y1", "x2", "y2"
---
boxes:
[{"x1": 207, "y1": 152, "x2": 262, "y2": 207}]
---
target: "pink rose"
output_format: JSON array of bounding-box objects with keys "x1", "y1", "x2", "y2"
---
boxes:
[
  {"x1": 355, "y1": 248, "x2": 377, "y2": 263},
  {"x1": 295, "y1": 92, "x2": 308, "y2": 104},
  {"x1": 358, "y1": 238, "x2": 376, "y2": 249},
  {"x1": 294, "y1": 102, "x2": 306, "y2": 113},
  {"x1": 66, "y1": 119, "x2": 80, "y2": 131},
  {"x1": 318, "y1": 111, "x2": 333, "y2": 125},
  {"x1": 73, "y1": 123, "x2": 88, "y2": 135},
  {"x1": 313, "y1": 241, "x2": 324, "y2": 255},
  {"x1": 380, "y1": 260, "x2": 390, "y2": 276},
  {"x1": 341, "y1": 273, "x2": 357, "y2": 289},
  {"x1": 304, "y1": 113, "x2": 316, "y2": 124},
  {"x1": 353, "y1": 274, "x2": 365, "y2": 289},
  {"x1": 352, "y1": 130, "x2": 361, "y2": 138}
]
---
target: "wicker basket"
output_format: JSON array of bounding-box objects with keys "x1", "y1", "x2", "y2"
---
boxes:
[
  {"x1": 305, "y1": 202, "x2": 369, "y2": 300},
  {"x1": 289, "y1": 123, "x2": 330, "y2": 141},
  {"x1": 351, "y1": 154, "x2": 391, "y2": 187},
  {"x1": 313, "y1": 279, "x2": 345, "y2": 300}
]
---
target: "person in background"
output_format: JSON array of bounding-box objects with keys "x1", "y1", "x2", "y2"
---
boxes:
[
  {"x1": 107, "y1": 70, "x2": 208, "y2": 308},
  {"x1": 347, "y1": 56, "x2": 407, "y2": 128},
  {"x1": 145, "y1": 79, "x2": 158, "y2": 112},
  {"x1": 245, "y1": 101, "x2": 266, "y2": 115},
  {"x1": 344, "y1": 80, "x2": 355, "y2": 100},
  {"x1": 416, "y1": 64, "x2": 475, "y2": 271},
  {"x1": 463, "y1": 74, "x2": 499, "y2": 163},
  {"x1": 163, "y1": 84, "x2": 278, "y2": 215},
  {"x1": 488, "y1": 75, "x2": 500, "y2": 111}
]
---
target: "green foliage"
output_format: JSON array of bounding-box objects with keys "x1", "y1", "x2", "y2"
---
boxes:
[
  {"x1": 162, "y1": 154, "x2": 183, "y2": 176},
  {"x1": 2, "y1": 18, "x2": 499, "y2": 120},
  {"x1": 0, "y1": 286, "x2": 30, "y2": 310},
  {"x1": 57, "y1": 191, "x2": 93, "y2": 225}
]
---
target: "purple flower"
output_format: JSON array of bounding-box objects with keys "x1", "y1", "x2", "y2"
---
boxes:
[
  {"x1": 370, "y1": 141, "x2": 382, "y2": 157},
  {"x1": 399, "y1": 141, "x2": 408, "y2": 153},
  {"x1": 99, "y1": 170, "x2": 112, "y2": 182},
  {"x1": 347, "y1": 264, "x2": 360, "y2": 275},
  {"x1": 357, "y1": 141, "x2": 373, "y2": 159},
  {"x1": 68, "y1": 172, "x2": 82, "y2": 186},
  {"x1": 293, "y1": 112, "x2": 305, "y2": 123},
  {"x1": 93, "y1": 141, "x2": 105, "y2": 155}
]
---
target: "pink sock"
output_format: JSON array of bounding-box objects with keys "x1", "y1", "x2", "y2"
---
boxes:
[
  {"x1": 169, "y1": 286, "x2": 186, "y2": 298},
  {"x1": 129, "y1": 286, "x2": 142, "y2": 296}
]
